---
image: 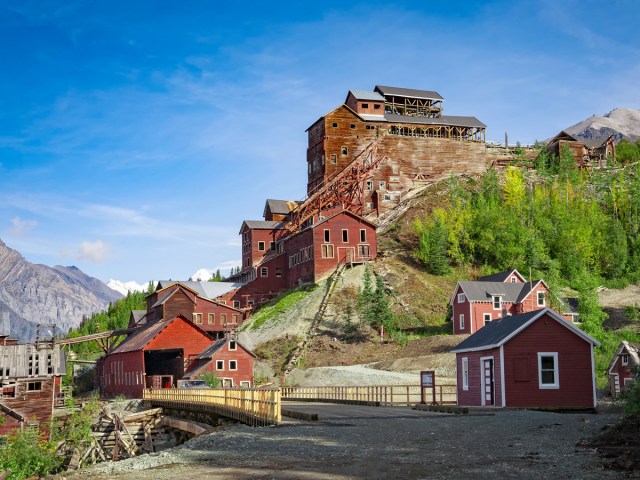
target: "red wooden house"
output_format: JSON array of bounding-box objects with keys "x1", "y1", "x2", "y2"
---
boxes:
[
  {"x1": 184, "y1": 338, "x2": 256, "y2": 388},
  {"x1": 452, "y1": 308, "x2": 599, "y2": 409},
  {"x1": 96, "y1": 315, "x2": 214, "y2": 399},
  {"x1": 450, "y1": 269, "x2": 553, "y2": 335},
  {"x1": 607, "y1": 341, "x2": 640, "y2": 396},
  {"x1": 141, "y1": 281, "x2": 245, "y2": 338}
]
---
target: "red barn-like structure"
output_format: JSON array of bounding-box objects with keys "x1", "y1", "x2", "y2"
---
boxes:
[
  {"x1": 607, "y1": 341, "x2": 640, "y2": 396},
  {"x1": 452, "y1": 308, "x2": 599, "y2": 409},
  {"x1": 184, "y1": 338, "x2": 256, "y2": 388}
]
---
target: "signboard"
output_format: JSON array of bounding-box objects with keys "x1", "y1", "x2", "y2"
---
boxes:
[{"x1": 420, "y1": 370, "x2": 437, "y2": 405}]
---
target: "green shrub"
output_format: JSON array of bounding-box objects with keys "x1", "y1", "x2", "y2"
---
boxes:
[
  {"x1": 0, "y1": 427, "x2": 62, "y2": 479},
  {"x1": 198, "y1": 371, "x2": 222, "y2": 388}
]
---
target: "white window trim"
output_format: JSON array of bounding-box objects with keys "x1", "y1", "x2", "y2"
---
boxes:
[
  {"x1": 459, "y1": 314, "x2": 465, "y2": 330},
  {"x1": 229, "y1": 341, "x2": 237, "y2": 351},
  {"x1": 461, "y1": 357, "x2": 469, "y2": 391},
  {"x1": 621, "y1": 354, "x2": 629, "y2": 366},
  {"x1": 260, "y1": 267, "x2": 268, "y2": 277},
  {"x1": 537, "y1": 291, "x2": 545, "y2": 307},
  {"x1": 258, "y1": 241, "x2": 265, "y2": 251},
  {"x1": 457, "y1": 293, "x2": 465, "y2": 303},
  {"x1": 538, "y1": 352, "x2": 559, "y2": 389},
  {"x1": 229, "y1": 360, "x2": 238, "y2": 371},
  {"x1": 483, "y1": 313, "x2": 492, "y2": 324},
  {"x1": 493, "y1": 295, "x2": 502, "y2": 310},
  {"x1": 216, "y1": 360, "x2": 224, "y2": 371},
  {"x1": 240, "y1": 381, "x2": 251, "y2": 388}
]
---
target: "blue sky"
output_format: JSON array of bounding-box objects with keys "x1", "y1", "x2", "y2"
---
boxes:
[{"x1": 1, "y1": 0, "x2": 638, "y2": 283}]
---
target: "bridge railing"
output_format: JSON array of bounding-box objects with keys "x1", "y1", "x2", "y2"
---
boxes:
[
  {"x1": 143, "y1": 387, "x2": 281, "y2": 427},
  {"x1": 281, "y1": 384, "x2": 457, "y2": 406}
]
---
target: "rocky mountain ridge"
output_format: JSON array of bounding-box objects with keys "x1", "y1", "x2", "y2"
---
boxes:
[
  {"x1": 565, "y1": 107, "x2": 640, "y2": 143},
  {"x1": 0, "y1": 238, "x2": 122, "y2": 341}
]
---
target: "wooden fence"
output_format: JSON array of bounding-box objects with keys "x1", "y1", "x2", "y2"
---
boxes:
[
  {"x1": 143, "y1": 387, "x2": 281, "y2": 427},
  {"x1": 281, "y1": 384, "x2": 457, "y2": 406}
]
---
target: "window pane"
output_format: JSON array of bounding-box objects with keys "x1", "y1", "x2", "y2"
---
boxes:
[{"x1": 541, "y1": 356, "x2": 554, "y2": 370}]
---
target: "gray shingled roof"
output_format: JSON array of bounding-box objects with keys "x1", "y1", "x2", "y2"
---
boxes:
[
  {"x1": 375, "y1": 85, "x2": 443, "y2": 100},
  {"x1": 155, "y1": 280, "x2": 242, "y2": 301},
  {"x1": 451, "y1": 308, "x2": 599, "y2": 353},
  {"x1": 264, "y1": 199, "x2": 298, "y2": 216},
  {"x1": 458, "y1": 281, "x2": 525, "y2": 303},
  {"x1": 478, "y1": 269, "x2": 522, "y2": 282},
  {"x1": 240, "y1": 220, "x2": 284, "y2": 233},
  {"x1": 580, "y1": 137, "x2": 609, "y2": 149},
  {"x1": 348, "y1": 89, "x2": 385, "y2": 102},
  {"x1": 384, "y1": 113, "x2": 486, "y2": 128}
]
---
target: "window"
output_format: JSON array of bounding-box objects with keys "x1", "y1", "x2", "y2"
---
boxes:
[
  {"x1": 383, "y1": 194, "x2": 392, "y2": 201},
  {"x1": 216, "y1": 360, "x2": 224, "y2": 370},
  {"x1": 379, "y1": 181, "x2": 386, "y2": 190},
  {"x1": 229, "y1": 360, "x2": 238, "y2": 371},
  {"x1": 220, "y1": 313, "x2": 227, "y2": 324},
  {"x1": 232, "y1": 314, "x2": 239, "y2": 323},
  {"x1": 511, "y1": 277, "x2": 517, "y2": 283},
  {"x1": 332, "y1": 122, "x2": 338, "y2": 128},
  {"x1": 240, "y1": 381, "x2": 251, "y2": 388},
  {"x1": 537, "y1": 291, "x2": 545, "y2": 307},
  {"x1": 229, "y1": 341, "x2": 237, "y2": 351},
  {"x1": 374, "y1": 104, "x2": 381, "y2": 110},
  {"x1": 457, "y1": 293, "x2": 465, "y2": 303},
  {"x1": 493, "y1": 295, "x2": 502, "y2": 310},
  {"x1": 459, "y1": 314, "x2": 465, "y2": 330},
  {"x1": 483, "y1": 313, "x2": 492, "y2": 324},
  {"x1": 270, "y1": 241, "x2": 275, "y2": 251},
  {"x1": 193, "y1": 313, "x2": 203, "y2": 324},
  {"x1": 342, "y1": 229, "x2": 348, "y2": 242},
  {"x1": 27, "y1": 381, "x2": 42, "y2": 391},
  {"x1": 538, "y1": 352, "x2": 559, "y2": 388},
  {"x1": 208, "y1": 313, "x2": 215, "y2": 325},
  {"x1": 358, "y1": 244, "x2": 370, "y2": 257},
  {"x1": 341, "y1": 147, "x2": 348, "y2": 156},
  {"x1": 330, "y1": 154, "x2": 337, "y2": 164},
  {"x1": 366, "y1": 125, "x2": 375, "y2": 130},
  {"x1": 258, "y1": 241, "x2": 265, "y2": 251},
  {"x1": 461, "y1": 358, "x2": 469, "y2": 391},
  {"x1": 233, "y1": 300, "x2": 241, "y2": 308},
  {"x1": 324, "y1": 229, "x2": 330, "y2": 242},
  {"x1": 361, "y1": 103, "x2": 369, "y2": 108},
  {"x1": 322, "y1": 244, "x2": 334, "y2": 258},
  {"x1": 276, "y1": 267, "x2": 282, "y2": 278},
  {"x1": 260, "y1": 267, "x2": 268, "y2": 277},
  {"x1": 350, "y1": 124, "x2": 356, "y2": 129},
  {"x1": 219, "y1": 300, "x2": 227, "y2": 305},
  {"x1": 366, "y1": 181, "x2": 373, "y2": 191},
  {"x1": 360, "y1": 229, "x2": 366, "y2": 242},
  {"x1": 245, "y1": 258, "x2": 250, "y2": 267},
  {"x1": 622, "y1": 354, "x2": 629, "y2": 366}
]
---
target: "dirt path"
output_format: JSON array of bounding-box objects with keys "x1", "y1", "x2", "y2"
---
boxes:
[{"x1": 59, "y1": 409, "x2": 624, "y2": 480}]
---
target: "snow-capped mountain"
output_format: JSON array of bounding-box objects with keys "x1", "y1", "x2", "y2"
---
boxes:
[
  {"x1": 106, "y1": 279, "x2": 151, "y2": 296},
  {"x1": 190, "y1": 268, "x2": 213, "y2": 281},
  {"x1": 565, "y1": 107, "x2": 640, "y2": 143}
]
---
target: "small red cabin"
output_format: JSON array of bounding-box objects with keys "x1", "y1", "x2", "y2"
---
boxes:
[
  {"x1": 184, "y1": 338, "x2": 256, "y2": 388},
  {"x1": 607, "y1": 341, "x2": 640, "y2": 396},
  {"x1": 452, "y1": 308, "x2": 599, "y2": 409}
]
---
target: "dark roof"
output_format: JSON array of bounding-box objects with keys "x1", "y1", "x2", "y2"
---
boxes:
[
  {"x1": 154, "y1": 281, "x2": 243, "y2": 304},
  {"x1": 384, "y1": 113, "x2": 486, "y2": 129},
  {"x1": 374, "y1": 85, "x2": 443, "y2": 101},
  {"x1": 478, "y1": 269, "x2": 523, "y2": 282},
  {"x1": 239, "y1": 220, "x2": 285, "y2": 233},
  {"x1": 451, "y1": 308, "x2": 600, "y2": 353},
  {"x1": 130, "y1": 310, "x2": 149, "y2": 327},
  {"x1": 264, "y1": 199, "x2": 298, "y2": 216},
  {"x1": 347, "y1": 90, "x2": 385, "y2": 102},
  {"x1": 457, "y1": 281, "x2": 526, "y2": 303},
  {"x1": 581, "y1": 136, "x2": 611, "y2": 149},
  {"x1": 110, "y1": 317, "x2": 178, "y2": 354},
  {"x1": 196, "y1": 338, "x2": 256, "y2": 360}
]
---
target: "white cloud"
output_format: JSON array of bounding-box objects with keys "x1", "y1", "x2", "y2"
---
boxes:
[
  {"x1": 77, "y1": 240, "x2": 111, "y2": 264},
  {"x1": 9, "y1": 217, "x2": 38, "y2": 236}
]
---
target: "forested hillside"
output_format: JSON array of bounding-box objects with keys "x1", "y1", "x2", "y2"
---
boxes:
[{"x1": 411, "y1": 145, "x2": 640, "y2": 382}]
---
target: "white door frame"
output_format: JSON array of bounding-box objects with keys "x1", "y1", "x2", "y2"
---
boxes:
[{"x1": 480, "y1": 356, "x2": 495, "y2": 406}]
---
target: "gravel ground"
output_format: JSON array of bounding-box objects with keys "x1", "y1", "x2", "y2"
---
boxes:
[
  {"x1": 57, "y1": 408, "x2": 628, "y2": 480},
  {"x1": 287, "y1": 364, "x2": 421, "y2": 386}
]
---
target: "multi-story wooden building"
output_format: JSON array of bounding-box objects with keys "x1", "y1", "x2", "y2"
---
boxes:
[
  {"x1": 546, "y1": 131, "x2": 616, "y2": 168},
  {"x1": 0, "y1": 314, "x2": 66, "y2": 436},
  {"x1": 306, "y1": 85, "x2": 487, "y2": 215},
  {"x1": 607, "y1": 341, "x2": 640, "y2": 396}
]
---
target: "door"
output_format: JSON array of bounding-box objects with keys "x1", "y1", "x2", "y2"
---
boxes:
[
  {"x1": 613, "y1": 374, "x2": 620, "y2": 395},
  {"x1": 481, "y1": 358, "x2": 494, "y2": 406},
  {"x1": 338, "y1": 247, "x2": 355, "y2": 263}
]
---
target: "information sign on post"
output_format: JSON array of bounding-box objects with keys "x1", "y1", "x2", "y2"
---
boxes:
[{"x1": 420, "y1": 370, "x2": 437, "y2": 405}]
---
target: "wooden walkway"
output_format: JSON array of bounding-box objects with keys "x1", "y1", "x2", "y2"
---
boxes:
[{"x1": 143, "y1": 388, "x2": 281, "y2": 427}]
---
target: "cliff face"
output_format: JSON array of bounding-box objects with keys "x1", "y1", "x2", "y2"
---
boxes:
[
  {"x1": 566, "y1": 108, "x2": 640, "y2": 143},
  {"x1": 0, "y1": 239, "x2": 122, "y2": 341}
]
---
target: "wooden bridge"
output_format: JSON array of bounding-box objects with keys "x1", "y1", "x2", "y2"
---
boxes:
[{"x1": 141, "y1": 384, "x2": 455, "y2": 427}]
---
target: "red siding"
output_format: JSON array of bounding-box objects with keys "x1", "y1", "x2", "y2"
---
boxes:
[
  {"x1": 456, "y1": 348, "x2": 503, "y2": 407},
  {"x1": 502, "y1": 315, "x2": 595, "y2": 408},
  {"x1": 0, "y1": 377, "x2": 59, "y2": 437},
  {"x1": 198, "y1": 343, "x2": 254, "y2": 387},
  {"x1": 608, "y1": 347, "x2": 637, "y2": 395},
  {"x1": 97, "y1": 350, "x2": 145, "y2": 399}
]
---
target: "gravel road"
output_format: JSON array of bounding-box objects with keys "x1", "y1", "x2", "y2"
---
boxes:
[{"x1": 58, "y1": 407, "x2": 625, "y2": 480}]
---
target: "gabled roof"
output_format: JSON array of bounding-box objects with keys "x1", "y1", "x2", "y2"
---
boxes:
[
  {"x1": 305, "y1": 104, "x2": 362, "y2": 132},
  {"x1": 383, "y1": 113, "x2": 486, "y2": 129},
  {"x1": 151, "y1": 286, "x2": 196, "y2": 308},
  {"x1": 196, "y1": 338, "x2": 256, "y2": 360},
  {"x1": 581, "y1": 135, "x2": 613, "y2": 149},
  {"x1": 607, "y1": 341, "x2": 640, "y2": 374},
  {"x1": 374, "y1": 85, "x2": 443, "y2": 101},
  {"x1": 347, "y1": 89, "x2": 385, "y2": 102},
  {"x1": 312, "y1": 208, "x2": 377, "y2": 230},
  {"x1": 451, "y1": 308, "x2": 600, "y2": 353},
  {"x1": 478, "y1": 269, "x2": 525, "y2": 283},
  {"x1": 239, "y1": 220, "x2": 285, "y2": 233},
  {"x1": 516, "y1": 280, "x2": 548, "y2": 303},
  {"x1": 155, "y1": 281, "x2": 242, "y2": 301},
  {"x1": 263, "y1": 199, "x2": 299, "y2": 217},
  {"x1": 130, "y1": 310, "x2": 149, "y2": 327},
  {"x1": 455, "y1": 281, "x2": 527, "y2": 303},
  {"x1": 548, "y1": 130, "x2": 581, "y2": 144},
  {"x1": 110, "y1": 315, "x2": 210, "y2": 354}
]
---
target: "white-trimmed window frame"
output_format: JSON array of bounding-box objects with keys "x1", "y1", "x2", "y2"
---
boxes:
[
  {"x1": 459, "y1": 314, "x2": 465, "y2": 330},
  {"x1": 208, "y1": 313, "x2": 215, "y2": 325},
  {"x1": 457, "y1": 293, "x2": 465, "y2": 303},
  {"x1": 229, "y1": 360, "x2": 238, "y2": 371},
  {"x1": 621, "y1": 353, "x2": 629, "y2": 366},
  {"x1": 538, "y1": 352, "x2": 559, "y2": 389},
  {"x1": 537, "y1": 291, "x2": 545, "y2": 307},
  {"x1": 258, "y1": 241, "x2": 265, "y2": 251},
  {"x1": 260, "y1": 267, "x2": 268, "y2": 277},
  {"x1": 483, "y1": 313, "x2": 492, "y2": 325},
  {"x1": 216, "y1": 360, "x2": 224, "y2": 371},
  {"x1": 461, "y1": 357, "x2": 469, "y2": 391},
  {"x1": 493, "y1": 295, "x2": 502, "y2": 310},
  {"x1": 229, "y1": 341, "x2": 237, "y2": 351}
]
